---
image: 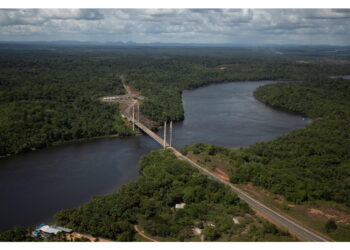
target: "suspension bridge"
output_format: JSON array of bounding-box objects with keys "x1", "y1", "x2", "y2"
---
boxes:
[{"x1": 121, "y1": 100, "x2": 328, "y2": 242}]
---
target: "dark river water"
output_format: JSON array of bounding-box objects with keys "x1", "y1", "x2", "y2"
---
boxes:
[
  {"x1": 0, "y1": 81, "x2": 311, "y2": 232},
  {"x1": 331, "y1": 75, "x2": 350, "y2": 79}
]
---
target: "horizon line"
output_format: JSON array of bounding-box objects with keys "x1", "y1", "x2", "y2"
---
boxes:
[{"x1": 0, "y1": 40, "x2": 350, "y2": 47}]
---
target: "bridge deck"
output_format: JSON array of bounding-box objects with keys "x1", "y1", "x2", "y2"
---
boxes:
[
  {"x1": 135, "y1": 120, "x2": 168, "y2": 147},
  {"x1": 126, "y1": 115, "x2": 169, "y2": 148}
]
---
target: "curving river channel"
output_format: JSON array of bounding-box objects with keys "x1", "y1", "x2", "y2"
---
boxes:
[{"x1": 0, "y1": 81, "x2": 312, "y2": 232}]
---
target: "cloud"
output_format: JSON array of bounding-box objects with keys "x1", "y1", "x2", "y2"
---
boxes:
[
  {"x1": 0, "y1": 9, "x2": 349, "y2": 45},
  {"x1": 0, "y1": 9, "x2": 104, "y2": 26},
  {"x1": 43, "y1": 9, "x2": 104, "y2": 20},
  {"x1": 302, "y1": 9, "x2": 350, "y2": 19}
]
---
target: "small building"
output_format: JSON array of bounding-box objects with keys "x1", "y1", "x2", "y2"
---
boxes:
[
  {"x1": 232, "y1": 217, "x2": 240, "y2": 224},
  {"x1": 37, "y1": 224, "x2": 73, "y2": 235},
  {"x1": 39, "y1": 225, "x2": 61, "y2": 235},
  {"x1": 102, "y1": 96, "x2": 118, "y2": 101},
  {"x1": 56, "y1": 226, "x2": 73, "y2": 233},
  {"x1": 193, "y1": 227, "x2": 202, "y2": 235},
  {"x1": 175, "y1": 203, "x2": 186, "y2": 209}
]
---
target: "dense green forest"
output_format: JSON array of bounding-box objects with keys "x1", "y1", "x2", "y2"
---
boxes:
[
  {"x1": 0, "y1": 46, "x2": 134, "y2": 156},
  {"x1": 0, "y1": 226, "x2": 34, "y2": 242},
  {"x1": 2, "y1": 44, "x2": 350, "y2": 156},
  {"x1": 183, "y1": 77, "x2": 350, "y2": 206},
  {"x1": 51, "y1": 150, "x2": 293, "y2": 241},
  {"x1": 2, "y1": 44, "x2": 350, "y2": 241}
]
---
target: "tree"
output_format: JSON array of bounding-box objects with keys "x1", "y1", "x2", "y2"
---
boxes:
[
  {"x1": 0, "y1": 226, "x2": 29, "y2": 242},
  {"x1": 203, "y1": 226, "x2": 220, "y2": 241},
  {"x1": 325, "y1": 219, "x2": 337, "y2": 233}
]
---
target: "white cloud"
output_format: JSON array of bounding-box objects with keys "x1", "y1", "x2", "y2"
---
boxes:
[{"x1": 0, "y1": 9, "x2": 349, "y2": 45}]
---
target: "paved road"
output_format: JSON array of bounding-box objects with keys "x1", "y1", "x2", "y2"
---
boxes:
[
  {"x1": 123, "y1": 102, "x2": 328, "y2": 242},
  {"x1": 169, "y1": 147, "x2": 328, "y2": 242}
]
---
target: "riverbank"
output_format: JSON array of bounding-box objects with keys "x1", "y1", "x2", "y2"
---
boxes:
[
  {"x1": 0, "y1": 133, "x2": 136, "y2": 160},
  {"x1": 0, "y1": 79, "x2": 300, "y2": 160},
  {"x1": 0, "y1": 80, "x2": 312, "y2": 233}
]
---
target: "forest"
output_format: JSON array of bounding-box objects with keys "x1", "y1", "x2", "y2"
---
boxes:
[
  {"x1": 50, "y1": 150, "x2": 292, "y2": 242},
  {"x1": 183, "y1": 77, "x2": 350, "y2": 206},
  {"x1": 2, "y1": 44, "x2": 350, "y2": 156},
  {"x1": 0, "y1": 46, "x2": 134, "y2": 156},
  {"x1": 2, "y1": 44, "x2": 350, "y2": 241}
]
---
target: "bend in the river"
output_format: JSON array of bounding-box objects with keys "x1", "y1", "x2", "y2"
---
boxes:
[{"x1": 0, "y1": 80, "x2": 311, "y2": 232}]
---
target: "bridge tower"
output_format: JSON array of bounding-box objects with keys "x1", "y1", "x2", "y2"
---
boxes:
[
  {"x1": 132, "y1": 103, "x2": 135, "y2": 131},
  {"x1": 170, "y1": 121, "x2": 173, "y2": 147},
  {"x1": 137, "y1": 103, "x2": 140, "y2": 123},
  {"x1": 164, "y1": 121, "x2": 167, "y2": 149}
]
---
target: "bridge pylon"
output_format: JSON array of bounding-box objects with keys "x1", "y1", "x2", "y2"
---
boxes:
[
  {"x1": 170, "y1": 121, "x2": 173, "y2": 147},
  {"x1": 137, "y1": 103, "x2": 140, "y2": 123},
  {"x1": 132, "y1": 103, "x2": 135, "y2": 131},
  {"x1": 163, "y1": 121, "x2": 167, "y2": 149}
]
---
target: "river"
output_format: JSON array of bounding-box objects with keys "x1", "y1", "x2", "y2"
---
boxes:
[
  {"x1": 331, "y1": 75, "x2": 350, "y2": 80},
  {"x1": 0, "y1": 81, "x2": 311, "y2": 232}
]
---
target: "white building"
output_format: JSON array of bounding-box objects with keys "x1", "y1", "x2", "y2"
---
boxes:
[
  {"x1": 39, "y1": 225, "x2": 61, "y2": 235},
  {"x1": 38, "y1": 225, "x2": 73, "y2": 235},
  {"x1": 175, "y1": 203, "x2": 186, "y2": 209}
]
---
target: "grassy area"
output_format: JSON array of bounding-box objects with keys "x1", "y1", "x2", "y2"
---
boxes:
[
  {"x1": 237, "y1": 184, "x2": 350, "y2": 241},
  {"x1": 184, "y1": 147, "x2": 350, "y2": 241}
]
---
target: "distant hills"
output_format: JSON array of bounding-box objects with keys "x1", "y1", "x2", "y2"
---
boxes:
[{"x1": 0, "y1": 40, "x2": 350, "y2": 49}]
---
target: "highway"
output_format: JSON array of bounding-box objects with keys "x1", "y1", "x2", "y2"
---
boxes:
[
  {"x1": 169, "y1": 147, "x2": 328, "y2": 242},
  {"x1": 122, "y1": 98, "x2": 328, "y2": 242}
]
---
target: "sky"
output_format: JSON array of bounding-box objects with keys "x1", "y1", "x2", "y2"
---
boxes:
[{"x1": 0, "y1": 9, "x2": 350, "y2": 45}]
